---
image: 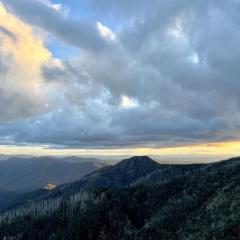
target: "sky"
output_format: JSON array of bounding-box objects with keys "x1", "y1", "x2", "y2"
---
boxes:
[{"x1": 1, "y1": 0, "x2": 240, "y2": 160}]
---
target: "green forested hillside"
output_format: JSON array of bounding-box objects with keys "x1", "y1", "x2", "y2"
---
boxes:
[
  {"x1": 0, "y1": 156, "x2": 165, "y2": 213},
  {"x1": 1, "y1": 156, "x2": 240, "y2": 240}
]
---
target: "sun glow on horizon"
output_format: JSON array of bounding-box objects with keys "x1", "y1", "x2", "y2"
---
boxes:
[{"x1": 1, "y1": 141, "x2": 240, "y2": 159}]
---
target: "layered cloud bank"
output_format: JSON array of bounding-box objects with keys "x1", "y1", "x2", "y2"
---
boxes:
[{"x1": 1, "y1": 0, "x2": 240, "y2": 153}]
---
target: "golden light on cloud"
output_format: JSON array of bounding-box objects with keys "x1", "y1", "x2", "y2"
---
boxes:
[
  {"x1": 0, "y1": 2, "x2": 53, "y2": 120},
  {"x1": 0, "y1": 2, "x2": 6, "y2": 14},
  {"x1": 0, "y1": 2, "x2": 50, "y2": 77}
]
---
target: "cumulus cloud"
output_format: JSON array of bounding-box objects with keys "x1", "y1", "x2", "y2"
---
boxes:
[
  {"x1": 0, "y1": 3, "x2": 53, "y2": 121},
  {"x1": 1, "y1": 0, "x2": 240, "y2": 149}
]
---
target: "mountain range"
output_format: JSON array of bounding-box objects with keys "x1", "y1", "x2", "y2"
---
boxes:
[
  {"x1": 0, "y1": 156, "x2": 106, "y2": 193},
  {"x1": 0, "y1": 156, "x2": 240, "y2": 239}
]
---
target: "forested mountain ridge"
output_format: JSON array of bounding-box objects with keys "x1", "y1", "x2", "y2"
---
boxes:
[
  {"x1": 1, "y1": 156, "x2": 240, "y2": 240},
  {"x1": 0, "y1": 156, "x2": 163, "y2": 213},
  {"x1": 0, "y1": 155, "x2": 199, "y2": 213}
]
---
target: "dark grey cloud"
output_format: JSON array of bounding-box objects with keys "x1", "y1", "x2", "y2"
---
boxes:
[
  {"x1": 0, "y1": 100, "x2": 232, "y2": 148},
  {"x1": 1, "y1": 0, "x2": 109, "y2": 51},
  {"x1": 1, "y1": 0, "x2": 240, "y2": 148}
]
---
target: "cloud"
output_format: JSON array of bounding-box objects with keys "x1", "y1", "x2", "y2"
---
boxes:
[
  {"x1": 1, "y1": 0, "x2": 111, "y2": 51},
  {"x1": 0, "y1": 3, "x2": 52, "y2": 121},
  {"x1": 1, "y1": 0, "x2": 240, "y2": 149},
  {"x1": 39, "y1": 0, "x2": 70, "y2": 15}
]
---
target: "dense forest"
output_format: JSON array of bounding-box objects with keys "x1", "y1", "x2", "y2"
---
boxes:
[{"x1": 0, "y1": 156, "x2": 240, "y2": 240}]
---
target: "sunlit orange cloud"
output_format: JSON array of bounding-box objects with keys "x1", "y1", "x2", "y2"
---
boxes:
[
  {"x1": 0, "y1": 141, "x2": 240, "y2": 158},
  {"x1": 0, "y1": 3, "x2": 58, "y2": 119},
  {"x1": 0, "y1": 2, "x2": 50, "y2": 80}
]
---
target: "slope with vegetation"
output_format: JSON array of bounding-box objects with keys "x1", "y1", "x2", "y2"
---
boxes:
[{"x1": 0, "y1": 156, "x2": 240, "y2": 240}]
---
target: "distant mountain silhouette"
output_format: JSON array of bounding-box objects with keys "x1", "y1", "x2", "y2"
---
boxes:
[
  {"x1": 0, "y1": 157, "x2": 106, "y2": 192},
  {"x1": 0, "y1": 187, "x2": 16, "y2": 203}
]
